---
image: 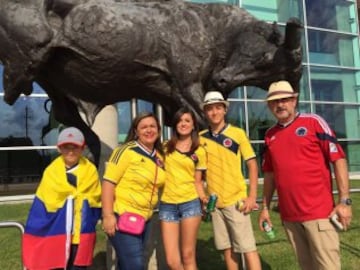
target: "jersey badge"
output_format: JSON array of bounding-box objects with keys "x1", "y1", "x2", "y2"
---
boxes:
[
  {"x1": 223, "y1": 138, "x2": 233, "y2": 148},
  {"x1": 329, "y1": 142, "x2": 338, "y2": 153},
  {"x1": 295, "y1": 127, "x2": 307, "y2": 136}
]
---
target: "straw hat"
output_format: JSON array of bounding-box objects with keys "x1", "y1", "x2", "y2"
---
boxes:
[
  {"x1": 266, "y1": 81, "x2": 298, "y2": 101},
  {"x1": 201, "y1": 91, "x2": 229, "y2": 109}
]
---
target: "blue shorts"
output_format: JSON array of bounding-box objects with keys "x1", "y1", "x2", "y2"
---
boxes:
[{"x1": 159, "y1": 198, "x2": 202, "y2": 222}]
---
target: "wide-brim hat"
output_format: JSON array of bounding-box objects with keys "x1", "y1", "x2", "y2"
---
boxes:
[
  {"x1": 266, "y1": 81, "x2": 299, "y2": 101},
  {"x1": 57, "y1": 127, "x2": 85, "y2": 147},
  {"x1": 201, "y1": 91, "x2": 229, "y2": 110}
]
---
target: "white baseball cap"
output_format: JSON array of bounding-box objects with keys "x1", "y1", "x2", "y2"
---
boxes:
[
  {"x1": 201, "y1": 91, "x2": 229, "y2": 110},
  {"x1": 57, "y1": 127, "x2": 85, "y2": 147}
]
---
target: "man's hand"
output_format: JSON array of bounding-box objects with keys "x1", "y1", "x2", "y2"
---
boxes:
[
  {"x1": 258, "y1": 208, "x2": 272, "y2": 231},
  {"x1": 330, "y1": 204, "x2": 352, "y2": 231}
]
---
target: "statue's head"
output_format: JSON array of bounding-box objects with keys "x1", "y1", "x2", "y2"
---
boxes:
[{"x1": 212, "y1": 18, "x2": 302, "y2": 95}]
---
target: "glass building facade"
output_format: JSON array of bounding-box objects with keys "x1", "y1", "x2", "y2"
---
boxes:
[{"x1": 1, "y1": 0, "x2": 360, "y2": 195}]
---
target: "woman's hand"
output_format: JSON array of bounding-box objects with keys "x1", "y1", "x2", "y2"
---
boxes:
[{"x1": 102, "y1": 214, "x2": 117, "y2": 236}]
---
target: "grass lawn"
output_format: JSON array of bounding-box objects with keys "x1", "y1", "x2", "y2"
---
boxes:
[{"x1": 0, "y1": 182, "x2": 359, "y2": 270}]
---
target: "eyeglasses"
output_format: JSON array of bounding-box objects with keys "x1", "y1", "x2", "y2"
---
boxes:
[{"x1": 268, "y1": 97, "x2": 295, "y2": 104}]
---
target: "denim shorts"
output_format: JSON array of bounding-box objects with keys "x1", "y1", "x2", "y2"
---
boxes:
[{"x1": 159, "y1": 198, "x2": 202, "y2": 222}]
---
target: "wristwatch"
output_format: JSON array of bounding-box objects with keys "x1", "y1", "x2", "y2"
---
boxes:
[{"x1": 340, "y1": 198, "x2": 352, "y2": 206}]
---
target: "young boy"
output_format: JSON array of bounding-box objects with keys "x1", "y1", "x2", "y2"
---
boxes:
[{"x1": 23, "y1": 127, "x2": 101, "y2": 269}]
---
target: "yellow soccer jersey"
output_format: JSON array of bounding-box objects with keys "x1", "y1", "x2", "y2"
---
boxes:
[
  {"x1": 199, "y1": 124, "x2": 255, "y2": 207},
  {"x1": 161, "y1": 146, "x2": 207, "y2": 204},
  {"x1": 103, "y1": 141, "x2": 166, "y2": 220}
]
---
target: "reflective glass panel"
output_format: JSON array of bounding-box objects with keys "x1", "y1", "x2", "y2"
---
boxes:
[
  {"x1": 310, "y1": 67, "x2": 360, "y2": 103},
  {"x1": 137, "y1": 100, "x2": 155, "y2": 114},
  {"x1": 251, "y1": 142, "x2": 266, "y2": 177},
  {"x1": 228, "y1": 87, "x2": 245, "y2": 99},
  {"x1": 246, "y1": 86, "x2": 267, "y2": 100},
  {"x1": 308, "y1": 30, "x2": 358, "y2": 67},
  {"x1": 32, "y1": 82, "x2": 47, "y2": 94},
  {"x1": 299, "y1": 66, "x2": 311, "y2": 101},
  {"x1": 188, "y1": 0, "x2": 237, "y2": 4},
  {"x1": 246, "y1": 101, "x2": 276, "y2": 140},
  {"x1": 0, "y1": 97, "x2": 60, "y2": 147},
  {"x1": 117, "y1": 101, "x2": 131, "y2": 143},
  {"x1": 298, "y1": 102, "x2": 311, "y2": 114},
  {"x1": 242, "y1": 0, "x2": 303, "y2": 23},
  {"x1": 226, "y1": 101, "x2": 246, "y2": 130},
  {"x1": 0, "y1": 148, "x2": 58, "y2": 196},
  {"x1": 339, "y1": 141, "x2": 360, "y2": 172},
  {"x1": 314, "y1": 103, "x2": 360, "y2": 139},
  {"x1": 305, "y1": 0, "x2": 357, "y2": 33}
]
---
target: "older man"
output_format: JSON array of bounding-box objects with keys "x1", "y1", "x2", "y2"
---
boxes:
[{"x1": 259, "y1": 80, "x2": 352, "y2": 270}]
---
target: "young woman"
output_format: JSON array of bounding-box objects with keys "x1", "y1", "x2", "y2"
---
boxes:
[
  {"x1": 101, "y1": 112, "x2": 166, "y2": 270},
  {"x1": 159, "y1": 107, "x2": 207, "y2": 270}
]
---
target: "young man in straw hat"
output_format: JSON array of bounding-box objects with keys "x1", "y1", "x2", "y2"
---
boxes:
[
  {"x1": 259, "y1": 80, "x2": 352, "y2": 269},
  {"x1": 200, "y1": 91, "x2": 261, "y2": 270}
]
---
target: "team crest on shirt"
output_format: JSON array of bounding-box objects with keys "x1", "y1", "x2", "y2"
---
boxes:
[
  {"x1": 223, "y1": 138, "x2": 233, "y2": 148},
  {"x1": 295, "y1": 127, "x2": 307, "y2": 136},
  {"x1": 329, "y1": 142, "x2": 338, "y2": 153}
]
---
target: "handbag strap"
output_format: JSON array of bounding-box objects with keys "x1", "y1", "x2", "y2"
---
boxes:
[{"x1": 149, "y1": 160, "x2": 158, "y2": 209}]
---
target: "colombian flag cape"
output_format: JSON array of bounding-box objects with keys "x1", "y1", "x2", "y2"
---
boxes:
[{"x1": 22, "y1": 156, "x2": 101, "y2": 269}]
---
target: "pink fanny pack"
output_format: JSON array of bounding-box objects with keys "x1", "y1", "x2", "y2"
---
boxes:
[{"x1": 117, "y1": 212, "x2": 145, "y2": 235}]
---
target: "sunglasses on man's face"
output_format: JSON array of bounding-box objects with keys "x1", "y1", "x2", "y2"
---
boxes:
[{"x1": 269, "y1": 97, "x2": 295, "y2": 104}]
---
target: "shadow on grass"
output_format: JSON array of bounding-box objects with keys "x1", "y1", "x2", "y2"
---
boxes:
[
  {"x1": 259, "y1": 259, "x2": 272, "y2": 270},
  {"x1": 197, "y1": 237, "x2": 226, "y2": 270},
  {"x1": 89, "y1": 251, "x2": 107, "y2": 270},
  {"x1": 197, "y1": 237, "x2": 274, "y2": 270},
  {"x1": 340, "y1": 241, "x2": 360, "y2": 258}
]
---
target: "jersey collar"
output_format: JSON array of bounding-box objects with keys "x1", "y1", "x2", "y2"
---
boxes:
[
  {"x1": 135, "y1": 140, "x2": 156, "y2": 157},
  {"x1": 209, "y1": 123, "x2": 229, "y2": 137},
  {"x1": 277, "y1": 112, "x2": 300, "y2": 128}
]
